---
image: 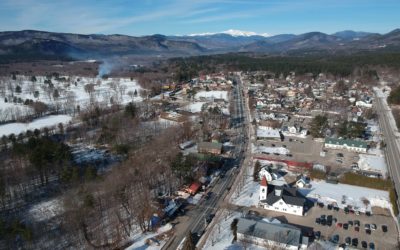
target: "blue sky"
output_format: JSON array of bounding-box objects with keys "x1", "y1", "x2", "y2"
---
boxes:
[{"x1": 0, "y1": 0, "x2": 399, "y2": 36}]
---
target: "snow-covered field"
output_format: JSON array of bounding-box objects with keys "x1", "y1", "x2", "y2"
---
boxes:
[
  {"x1": 0, "y1": 76, "x2": 143, "y2": 122},
  {"x1": 0, "y1": 114, "x2": 72, "y2": 137},
  {"x1": 195, "y1": 91, "x2": 228, "y2": 101},
  {"x1": 299, "y1": 180, "x2": 391, "y2": 213}
]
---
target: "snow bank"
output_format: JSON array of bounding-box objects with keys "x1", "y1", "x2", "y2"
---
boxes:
[
  {"x1": 195, "y1": 91, "x2": 228, "y2": 101},
  {"x1": 299, "y1": 180, "x2": 391, "y2": 212},
  {"x1": 0, "y1": 115, "x2": 72, "y2": 137}
]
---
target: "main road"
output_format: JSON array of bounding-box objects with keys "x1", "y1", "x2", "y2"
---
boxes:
[
  {"x1": 374, "y1": 89, "x2": 400, "y2": 212},
  {"x1": 164, "y1": 74, "x2": 250, "y2": 250}
]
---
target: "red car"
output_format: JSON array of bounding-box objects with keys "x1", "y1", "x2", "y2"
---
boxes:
[
  {"x1": 355, "y1": 226, "x2": 360, "y2": 232},
  {"x1": 337, "y1": 223, "x2": 343, "y2": 228}
]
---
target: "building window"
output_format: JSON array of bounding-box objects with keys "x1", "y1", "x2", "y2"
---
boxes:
[
  {"x1": 262, "y1": 188, "x2": 265, "y2": 193},
  {"x1": 279, "y1": 202, "x2": 283, "y2": 205}
]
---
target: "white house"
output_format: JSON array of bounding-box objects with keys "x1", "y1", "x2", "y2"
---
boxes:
[
  {"x1": 237, "y1": 218, "x2": 303, "y2": 250},
  {"x1": 259, "y1": 176, "x2": 306, "y2": 216}
]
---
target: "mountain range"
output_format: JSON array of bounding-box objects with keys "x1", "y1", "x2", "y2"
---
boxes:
[{"x1": 0, "y1": 29, "x2": 399, "y2": 62}]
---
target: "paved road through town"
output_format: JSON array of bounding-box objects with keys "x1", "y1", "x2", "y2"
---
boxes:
[
  {"x1": 165, "y1": 75, "x2": 249, "y2": 249},
  {"x1": 374, "y1": 90, "x2": 400, "y2": 212}
]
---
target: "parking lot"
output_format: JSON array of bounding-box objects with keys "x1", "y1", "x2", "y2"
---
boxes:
[
  {"x1": 255, "y1": 136, "x2": 359, "y2": 170},
  {"x1": 250, "y1": 204, "x2": 399, "y2": 249}
]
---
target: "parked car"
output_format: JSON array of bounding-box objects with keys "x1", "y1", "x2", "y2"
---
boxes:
[
  {"x1": 364, "y1": 224, "x2": 370, "y2": 230},
  {"x1": 366, "y1": 211, "x2": 372, "y2": 216},
  {"x1": 320, "y1": 215, "x2": 326, "y2": 219},
  {"x1": 348, "y1": 220, "x2": 353, "y2": 226},
  {"x1": 333, "y1": 206, "x2": 340, "y2": 211},
  {"x1": 354, "y1": 220, "x2": 360, "y2": 227},
  {"x1": 369, "y1": 242, "x2": 375, "y2": 250},
  {"x1": 331, "y1": 234, "x2": 339, "y2": 244},
  {"x1": 382, "y1": 225, "x2": 388, "y2": 232},
  {"x1": 366, "y1": 229, "x2": 371, "y2": 235},
  {"x1": 271, "y1": 144, "x2": 276, "y2": 147},
  {"x1": 345, "y1": 237, "x2": 351, "y2": 245},
  {"x1": 337, "y1": 153, "x2": 344, "y2": 157},
  {"x1": 286, "y1": 153, "x2": 292, "y2": 157},
  {"x1": 314, "y1": 231, "x2": 321, "y2": 240},
  {"x1": 352, "y1": 238, "x2": 358, "y2": 247},
  {"x1": 355, "y1": 226, "x2": 360, "y2": 232},
  {"x1": 321, "y1": 219, "x2": 327, "y2": 226},
  {"x1": 361, "y1": 241, "x2": 368, "y2": 248},
  {"x1": 371, "y1": 224, "x2": 377, "y2": 230},
  {"x1": 327, "y1": 204, "x2": 333, "y2": 210},
  {"x1": 343, "y1": 223, "x2": 349, "y2": 230},
  {"x1": 336, "y1": 223, "x2": 343, "y2": 228},
  {"x1": 327, "y1": 215, "x2": 333, "y2": 221},
  {"x1": 315, "y1": 218, "x2": 321, "y2": 224}
]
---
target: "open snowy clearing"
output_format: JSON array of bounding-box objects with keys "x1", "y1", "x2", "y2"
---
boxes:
[
  {"x1": 299, "y1": 180, "x2": 391, "y2": 213},
  {"x1": 195, "y1": 91, "x2": 228, "y2": 101},
  {"x1": 0, "y1": 76, "x2": 143, "y2": 122},
  {"x1": 0, "y1": 114, "x2": 72, "y2": 137}
]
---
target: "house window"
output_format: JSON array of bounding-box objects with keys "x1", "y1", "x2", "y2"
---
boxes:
[
  {"x1": 279, "y1": 202, "x2": 283, "y2": 205},
  {"x1": 283, "y1": 208, "x2": 287, "y2": 211}
]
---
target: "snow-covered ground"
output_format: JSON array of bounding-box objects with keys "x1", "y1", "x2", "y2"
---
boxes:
[
  {"x1": 299, "y1": 180, "x2": 391, "y2": 213},
  {"x1": 358, "y1": 154, "x2": 387, "y2": 176},
  {"x1": 195, "y1": 91, "x2": 228, "y2": 101},
  {"x1": 28, "y1": 198, "x2": 63, "y2": 222},
  {"x1": 0, "y1": 114, "x2": 72, "y2": 137},
  {"x1": 252, "y1": 144, "x2": 290, "y2": 155},
  {"x1": 125, "y1": 223, "x2": 172, "y2": 250},
  {"x1": 182, "y1": 102, "x2": 206, "y2": 113},
  {"x1": 0, "y1": 76, "x2": 143, "y2": 122}
]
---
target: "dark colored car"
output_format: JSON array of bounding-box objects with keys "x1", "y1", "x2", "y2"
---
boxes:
[
  {"x1": 366, "y1": 229, "x2": 371, "y2": 235},
  {"x1": 355, "y1": 226, "x2": 360, "y2": 232},
  {"x1": 286, "y1": 153, "x2": 293, "y2": 157},
  {"x1": 366, "y1": 211, "x2": 372, "y2": 216},
  {"x1": 318, "y1": 202, "x2": 324, "y2": 208},
  {"x1": 320, "y1": 215, "x2": 326, "y2": 219},
  {"x1": 352, "y1": 238, "x2": 358, "y2": 247},
  {"x1": 364, "y1": 224, "x2": 370, "y2": 230},
  {"x1": 327, "y1": 204, "x2": 333, "y2": 210},
  {"x1": 337, "y1": 153, "x2": 344, "y2": 157},
  {"x1": 314, "y1": 231, "x2": 321, "y2": 240},
  {"x1": 331, "y1": 234, "x2": 339, "y2": 244},
  {"x1": 321, "y1": 219, "x2": 327, "y2": 226},
  {"x1": 345, "y1": 237, "x2": 351, "y2": 245},
  {"x1": 348, "y1": 220, "x2": 353, "y2": 226},
  {"x1": 382, "y1": 225, "x2": 388, "y2": 232},
  {"x1": 327, "y1": 215, "x2": 333, "y2": 221},
  {"x1": 327, "y1": 220, "x2": 332, "y2": 227},
  {"x1": 315, "y1": 218, "x2": 321, "y2": 224},
  {"x1": 343, "y1": 223, "x2": 349, "y2": 230},
  {"x1": 361, "y1": 241, "x2": 368, "y2": 248},
  {"x1": 369, "y1": 242, "x2": 375, "y2": 250},
  {"x1": 333, "y1": 206, "x2": 340, "y2": 211},
  {"x1": 354, "y1": 220, "x2": 360, "y2": 227}
]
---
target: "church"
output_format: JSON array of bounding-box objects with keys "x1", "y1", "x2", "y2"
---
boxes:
[{"x1": 259, "y1": 176, "x2": 307, "y2": 216}]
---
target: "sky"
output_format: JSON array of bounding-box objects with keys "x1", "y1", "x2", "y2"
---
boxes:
[{"x1": 0, "y1": 0, "x2": 399, "y2": 36}]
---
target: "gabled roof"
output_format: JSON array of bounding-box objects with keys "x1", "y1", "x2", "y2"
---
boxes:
[
  {"x1": 262, "y1": 184, "x2": 306, "y2": 207},
  {"x1": 237, "y1": 218, "x2": 301, "y2": 246}
]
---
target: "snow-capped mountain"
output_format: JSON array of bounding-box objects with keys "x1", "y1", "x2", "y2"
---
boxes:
[{"x1": 188, "y1": 29, "x2": 270, "y2": 37}]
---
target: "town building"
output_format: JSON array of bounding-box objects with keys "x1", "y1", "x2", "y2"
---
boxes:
[
  {"x1": 324, "y1": 137, "x2": 368, "y2": 153},
  {"x1": 259, "y1": 176, "x2": 306, "y2": 216},
  {"x1": 236, "y1": 217, "x2": 304, "y2": 250},
  {"x1": 198, "y1": 141, "x2": 223, "y2": 155}
]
